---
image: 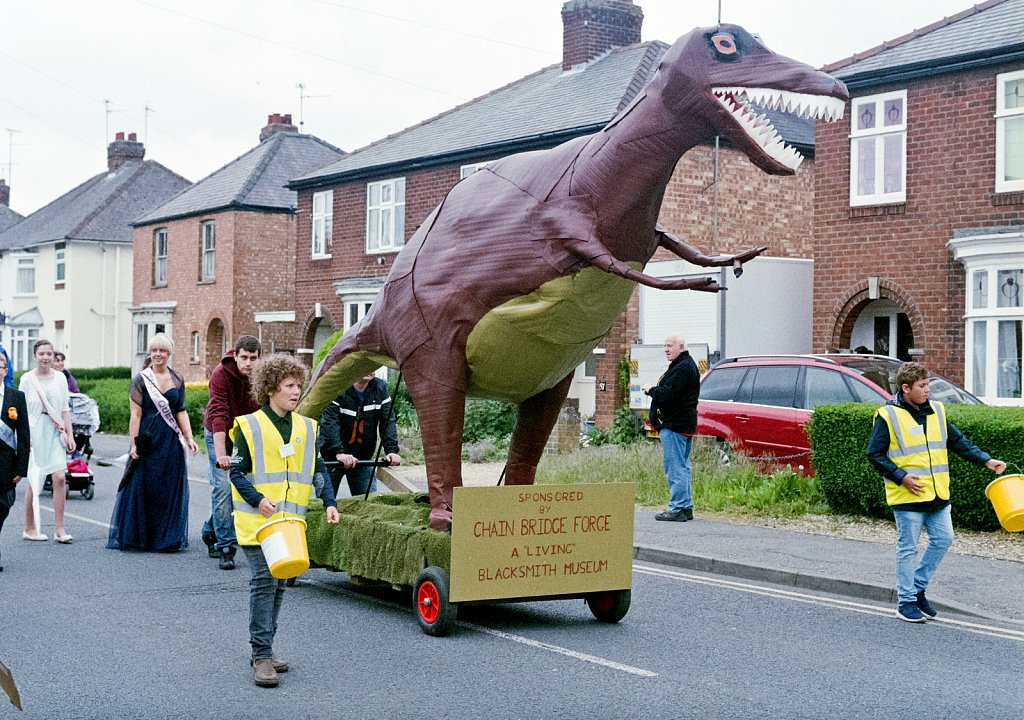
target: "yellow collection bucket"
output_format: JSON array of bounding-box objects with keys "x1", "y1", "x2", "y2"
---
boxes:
[
  {"x1": 255, "y1": 517, "x2": 310, "y2": 579},
  {"x1": 985, "y1": 475, "x2": 1024, "y2": 533}
]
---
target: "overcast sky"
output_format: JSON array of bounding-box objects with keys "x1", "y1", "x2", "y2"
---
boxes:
[{"x1": 2, "y1": 0, "x2": 980, "y2": 216}]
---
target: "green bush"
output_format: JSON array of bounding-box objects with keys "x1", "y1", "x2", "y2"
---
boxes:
[
  {"x1": 77, "y1": 377, "x2": 209, "y2": 437},
  {"x1": 313, "y1": 328, "x2": 345, "y2": 369},
  {"x1": 70, "y1": 366, "x2": 131, "y2": 381},
  {"x1": 808, "y1": 403, "x2": 1024, "y2": 531},
  {"x1": 463, "y1": 398, "x2": 515, "y2": 443},
  {"x1": 609, "y1": 407, "x2": 641, "y2": 445}
]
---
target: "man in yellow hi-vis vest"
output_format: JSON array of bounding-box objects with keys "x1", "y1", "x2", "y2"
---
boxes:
[
  {"x1": 867, "y1": 361, "x2": 1004, "y2": 624},
  {"x1": 230, "y1": 354, "x2": 339, "y2": 687}
]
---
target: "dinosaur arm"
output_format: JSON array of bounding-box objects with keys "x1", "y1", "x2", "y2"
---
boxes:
[
  {"x1": 655, "y1": 225, "x2": 766, "y2": 277},
  {"x1": 560, "y1": 235, "x2": 721, "y2": 292}
]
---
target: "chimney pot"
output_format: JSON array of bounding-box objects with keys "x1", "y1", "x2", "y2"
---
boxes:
[
  {"x1": 260, "y1": 112, "x2": 299, "y2": 142},
  {"x1": 115, "y1": 131, "x2": 125, "y2": 141},
  {"x1": 128, "y1": 132, "x2": 137, "y2": 141},
  {"x1": 107, "y1": 131, "x2": 145, "y2": 172}
]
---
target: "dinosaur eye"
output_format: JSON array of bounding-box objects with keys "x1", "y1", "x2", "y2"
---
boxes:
[{"x1": 710, "y1": 32, "x2": 738, "y2": 58}]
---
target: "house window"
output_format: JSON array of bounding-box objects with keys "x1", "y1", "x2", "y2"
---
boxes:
[
  {"x1": 55, "y1": 242, "x2": 66, "y2": 283},
  {"x1": 965, "y1": 266, "x2": 1024, "y2": 402},
  {"x1": 312, "y1": 190, "x2": 333, "y2": 258},
  {"x1": 11, "y1": 326, "x2": 40, "y2": 371},
  {"x1": 191, "y1": 331, "x2": 200, "y2": 362},
  {"x1": 200, "y1": 221, "x2": 216, "y2": 281},
  {"x1": 849, "y1": 90, "x2": 907, "y2": 206},
  {"x1": 16, "y1": 256, "x2": 35, "y2": 295},
  {"x1": 154, "y1": 229, "x2": 168, "y2": 286},
  {"x1": 460, "y1": 162, "x2": 491, "y2": 180},
  {"x1": 366, "y1": 178, "x2": 405, "y2": 252},
  {"x1": 996, "y1": 70, "x2": 1024, "y2": 193},
  {"x1": 345, "y1": 301, "x2": 374, "y2": 331}
]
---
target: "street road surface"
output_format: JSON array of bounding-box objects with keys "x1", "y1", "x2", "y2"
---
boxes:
[{"x1": 1, "y1": 435, "x2": 1021, "y2": 719}]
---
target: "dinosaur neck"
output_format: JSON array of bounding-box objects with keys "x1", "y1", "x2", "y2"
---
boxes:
[{"x1": 571, "y1": 93, "x2": 714, "y2": 261}]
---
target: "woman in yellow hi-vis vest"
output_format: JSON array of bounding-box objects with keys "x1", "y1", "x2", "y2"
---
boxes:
[
  {"x1": 867, "y1": 362, "x2": 1004, "y2": 624},
  {"x1": 229, "y1": 354, "x2": 338, "y2": 688}
]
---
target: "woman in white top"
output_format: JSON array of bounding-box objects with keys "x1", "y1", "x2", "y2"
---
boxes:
[{"x1": 20, "y1": 340, "x2": 74, "y2": 543}]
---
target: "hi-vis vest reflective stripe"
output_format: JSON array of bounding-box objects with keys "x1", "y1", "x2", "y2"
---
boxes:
[
  {"x1": 230, "y1": 410, "x2": 318, "y2": 546},
  {"x1": 874, "y1": 401, "x2": 949, "y2": 506}
]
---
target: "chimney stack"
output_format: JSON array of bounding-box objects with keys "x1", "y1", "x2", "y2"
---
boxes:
[
  {"x1": 561, "y1": 0, "x2": 643, "y2": 71},
  {"x1": 260, "y1": 112, "x2": 298, "y2": 142},
  {"x1": 0, "y1": 179, "x2": 9, "y2": 207},
  {"x1": 108, "y1": 131, "x2": 145, "y2": 172}
]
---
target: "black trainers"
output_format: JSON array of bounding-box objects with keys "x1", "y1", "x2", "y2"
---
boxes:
[
  {"x1": 915, "y1": 591, "x2": 937, "y2": 618},
  {"x1": 201, "y1": 530, "x2": 218, "y2": 559},
  {"x1": 897, "y1": 602, "x2": 927, "y2": 623},
  {"x1": 655, "y1": 508, "x2": 692, "y2": 522},
  {"x1": 219, "y1": 548, "x2": 236, "y2": 570}
]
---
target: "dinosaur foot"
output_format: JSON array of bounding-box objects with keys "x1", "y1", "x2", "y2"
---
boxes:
[{"x1": 428, "y1": 510, "x2": 452, "y2": 533}]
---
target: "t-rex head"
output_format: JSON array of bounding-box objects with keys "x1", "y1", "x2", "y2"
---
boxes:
[{"x1": 650, "y1": 23, "x2": 849, "y2": 175}]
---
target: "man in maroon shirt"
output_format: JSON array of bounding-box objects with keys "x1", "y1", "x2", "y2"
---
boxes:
[{"x1": 201, "y1": 335, "x2": 260, "y2": 569}]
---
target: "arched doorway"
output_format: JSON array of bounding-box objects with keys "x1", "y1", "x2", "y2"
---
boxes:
[
  {"x1": 206, "y1": 318, "x2": 225, "y2": 374},
  {"x1": 849, "y1": 299, "x2": 914, "y2": 361}
]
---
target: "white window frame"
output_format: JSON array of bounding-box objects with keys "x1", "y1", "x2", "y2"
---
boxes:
[
  {"x1": 200, "y1": 221, "x2": 216, "y2": 281},
  {"x1": 15, "y1": 255, "x2": 36, "y2": 296},
  {"x1": 154, "y1": 228, "x2": 168, "y2": 286},
  {"x1": 311, "y1": 190, "x2": 333, "y2": 258},
  {"x1": 849, "y1": 90, "x2": 907, "y2": 207},
  {"x1": 11, "y1": 326, "x2": 40, "y2": 371},
  {"x1": 460, "y1": 161, "x2": 491, "y2": 180},
  {"x1": 996, "y1": 69, "x2": 1024, "y2": 194},
  {"x1": 365, "y1": 177, "x2": 405, "y2": 253},
  {"x1": 55, "y1": 242, "x2": 66, "y2": 283},
  {"x1": 191, "y1": 331, "x2": 200, "y2": 362}
]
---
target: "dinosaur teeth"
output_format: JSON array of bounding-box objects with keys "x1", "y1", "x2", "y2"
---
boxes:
[{"x1": 713, "y1": 86, "x2": 845, "y2": 171}]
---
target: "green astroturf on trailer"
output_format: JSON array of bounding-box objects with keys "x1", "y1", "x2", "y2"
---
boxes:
[{"x1": 305, "y1": 494, "x2": 451, "y2": 586}]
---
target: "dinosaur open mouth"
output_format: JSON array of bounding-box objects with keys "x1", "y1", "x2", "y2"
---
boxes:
[{"x1": 712, "y1": 87, "x2": 846, "y2": 171}]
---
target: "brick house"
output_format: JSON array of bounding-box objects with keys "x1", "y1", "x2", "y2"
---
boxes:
[
  {"x1": 131, "y1": 115, "x2": 342, "y2": 380},
  {"x1": 0, "y1": 135, "x2": 190, "y2": 370},
  {"x1": 287, "y1": 0, "x2": 817, "y2": 425},
  {"x1": 813, "y1": 0, "x2": 1024, "y2": 404}
]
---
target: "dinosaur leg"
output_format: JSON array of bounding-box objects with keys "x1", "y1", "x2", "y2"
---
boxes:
[
  {"x1": 504, "y1": 372, "x2": 575, "y2": 486},
  {"x1": 404, "y1": 362, "x2": 467, "y2": 532}
]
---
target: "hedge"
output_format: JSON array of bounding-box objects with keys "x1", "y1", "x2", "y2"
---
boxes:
[
  {"x1": 807, "y1": 402, "x2": 1024, "y2": 531},
  {"x1": 76, "y1": 377, "x2": 209, "y2": 436}
]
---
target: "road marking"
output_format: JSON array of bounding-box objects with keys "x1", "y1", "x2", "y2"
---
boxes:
[
  {"x1": 634, "y1": 563, "x2": 1024, "y2": 643},
  {"x1": 39, "y1": 505, "x2": 111, "y2": 529},
  {"x1": 302, "y1": 577, "x2": 657, "y2": 677}
]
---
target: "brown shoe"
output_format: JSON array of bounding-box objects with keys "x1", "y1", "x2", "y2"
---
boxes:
[
  {"x1": 250, "y1": 656, "x2": 288, "y2": 673},
  {"x1": 252, "y1": 658, "x2": 279, "y2": 687}
]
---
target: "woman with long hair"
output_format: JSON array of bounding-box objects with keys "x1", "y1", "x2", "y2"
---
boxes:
[{"x1": 20, "y1": 340, "x2": 74, "y2": 543}]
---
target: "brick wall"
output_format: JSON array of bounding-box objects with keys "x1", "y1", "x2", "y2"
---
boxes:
[
  {"x1": 134, "y1": 209, "x2": 296, "y2": 381},
  {"x1": 814, "y1": 62, "x2": 1024, "y2": 384},
  {"x1": 561, "y1": 0, "x2": 643, "y2": 70}
]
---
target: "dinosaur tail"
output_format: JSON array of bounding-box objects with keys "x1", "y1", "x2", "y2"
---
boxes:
[{"x1": 299, "y1": 331, "x2": 397, "y2": 419}]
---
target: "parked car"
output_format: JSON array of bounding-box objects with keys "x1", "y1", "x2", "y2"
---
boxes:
[{"x1": 696, "y1": 354, "x2": 980, "y2": 474}]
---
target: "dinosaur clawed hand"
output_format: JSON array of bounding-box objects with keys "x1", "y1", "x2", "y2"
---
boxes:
[
  {"x1": 706, "y1": 245, "x2": 768, "y2": 277},
  {"x1": 663, "y1": 276, "x2": 721, "y2": 292}
]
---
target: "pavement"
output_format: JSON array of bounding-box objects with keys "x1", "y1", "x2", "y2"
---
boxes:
[{"x1": 93, "y1": 433, "x2": 1024, "y2": 625}]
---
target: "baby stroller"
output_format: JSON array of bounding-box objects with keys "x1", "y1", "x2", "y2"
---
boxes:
[{"x1": 44, "y1": 392, "x2": 100, "y2": 500}]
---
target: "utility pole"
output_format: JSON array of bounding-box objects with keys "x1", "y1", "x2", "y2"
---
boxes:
[
  {"x1": 295, "y1": 82, "x2": 329, "y2": 131},
  {"x1": 5, "y1": 128, "x2": 18, "y2": 184}
]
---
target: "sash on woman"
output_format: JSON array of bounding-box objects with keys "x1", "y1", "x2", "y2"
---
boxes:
[{"x1": 140, "y1": 368, "x2": 189, "y2": 457}]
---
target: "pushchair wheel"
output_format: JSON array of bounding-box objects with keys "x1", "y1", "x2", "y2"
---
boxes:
[{"x1": 83, "y1": 483, "x2": 94, "y2": 500}]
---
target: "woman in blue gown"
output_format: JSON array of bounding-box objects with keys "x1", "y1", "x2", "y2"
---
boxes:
[{"x1": 108, "y1": 334, "x2": 199, "y2": 552}]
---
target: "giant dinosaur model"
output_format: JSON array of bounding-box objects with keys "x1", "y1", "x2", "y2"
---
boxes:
[{"x1": 300, "y1": 24, "x2": 849, "y2": 530}]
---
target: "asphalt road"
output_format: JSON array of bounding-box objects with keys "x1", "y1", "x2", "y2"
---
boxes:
[{"x1": 1, "y1": 436, "x2": 1022, "y2": 719}]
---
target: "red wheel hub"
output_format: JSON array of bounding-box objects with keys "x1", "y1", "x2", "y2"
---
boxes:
[
  {"x1": 417, "y1": 581, "x2": 440, "y2": 623},
  {"x1": 591, "y1": 592, "x2": 615, "y2": 613}
]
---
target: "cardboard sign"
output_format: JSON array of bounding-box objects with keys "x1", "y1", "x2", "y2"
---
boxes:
[
  {"x1": 450, "y1": 483, "x2": 634, "y2": 602},
  {"x1": 0, "y1": 660, "x2": 21, "y2": 711}
]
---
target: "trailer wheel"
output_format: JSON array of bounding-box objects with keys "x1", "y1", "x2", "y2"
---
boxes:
[
  {"x1": 586, "y1": 589, "x2": 631, "y2": 623},
  {"x1": 414, "y1": 566, "x2": 457, "y2": 636},
  {"x1": 83, "y1": 484, "x2": 94, "y2": 500}
]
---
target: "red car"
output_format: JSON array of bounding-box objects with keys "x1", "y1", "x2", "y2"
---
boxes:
[{"x1": 695, "y1": 354, "x2": 980, "y2": 474}]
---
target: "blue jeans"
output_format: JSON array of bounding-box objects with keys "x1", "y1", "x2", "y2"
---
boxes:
[
  {"x1": 332, "y1": 465, "x2": 376, "y2": 498},
  {"x1": 659, "y1": 429, "x2": 693, "y2": 513},
  {"x1": 893, "y1": 504, "x2": 954, "y2": 604},
  {"x1": 241, "y1": 545, "x2": 286, "y2": 661},
  {"x1": 201, "y1": 428, "x2": 236, "y2": 553}
]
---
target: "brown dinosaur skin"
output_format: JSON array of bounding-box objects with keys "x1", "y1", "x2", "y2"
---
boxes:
[{"x1": 300, "y1": 24, "x2": 849, "y2": 530}]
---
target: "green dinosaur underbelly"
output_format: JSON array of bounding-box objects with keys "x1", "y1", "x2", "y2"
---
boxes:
[{"x1": 465, "y1": 265, "x2": 639, "y2": 403}]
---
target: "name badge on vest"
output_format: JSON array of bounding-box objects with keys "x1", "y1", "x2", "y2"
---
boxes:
[
  {"x1": 279, "y1": 443, "x2": 295, "y2": 459},
  {"x1": 910, "y1": 425, "x2": 924, "y2": 436}
]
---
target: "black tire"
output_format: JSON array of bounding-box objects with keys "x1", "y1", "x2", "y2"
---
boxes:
[
  {"x1": 83, "y1": 484, "x2": 94, "y2": 500},
  {"x1": 586, "y1": 589, "x2": 631, "y2": 623},
  {"x1": 413, "y1": 566, "x2": 457, "y2": 636}
]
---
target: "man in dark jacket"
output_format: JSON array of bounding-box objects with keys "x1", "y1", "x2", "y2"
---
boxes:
[
  {"x1": 201, "y1": 335, "x2": 261, "y2": 569},
  {"x1": 642, "y1": 335, "x2": 700, "y2": 522},
  {"x1": 319, "y1": 373, "x2": 401, "y2": 497},
  {"x1": 0, "y1": 353, "x2": 30, "y2": 571}
]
